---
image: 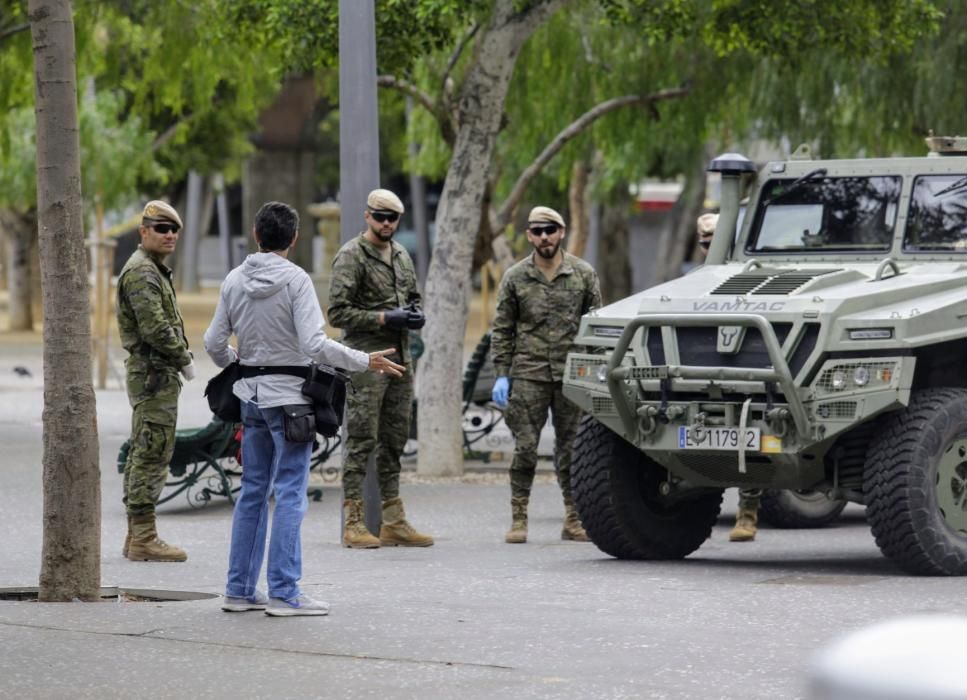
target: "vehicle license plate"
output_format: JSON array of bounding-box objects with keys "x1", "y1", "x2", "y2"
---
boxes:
[{"x1": 678, "y1": 426, "x2": 761, "y2": 451}]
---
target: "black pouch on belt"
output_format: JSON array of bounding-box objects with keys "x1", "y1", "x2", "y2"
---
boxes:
[{"x1": 281, "y1": 404, "x2": 316, "y2": 443}]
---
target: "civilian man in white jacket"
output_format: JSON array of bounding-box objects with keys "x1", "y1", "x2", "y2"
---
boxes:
[{"x1": 204, "y1": 201, "x2": 403, "y2": 617}]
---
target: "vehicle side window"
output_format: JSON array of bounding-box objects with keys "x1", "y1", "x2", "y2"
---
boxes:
[{"x1": 904, "y1": 175, "x2": 967, "y2": 252}]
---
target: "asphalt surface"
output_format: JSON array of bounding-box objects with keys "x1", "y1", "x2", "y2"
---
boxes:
[{"x1": 1, "y1": 332, "x2": 967, "y2": 699}]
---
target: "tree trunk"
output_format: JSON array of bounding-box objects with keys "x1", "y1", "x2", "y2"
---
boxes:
[
  {"x1": 416, "y1": 0, "x2": 564, "y2": 475},
  {"x1": 30, "y1": 0, "x2": 101, "y2": 602},
  {"x1": 566, "y1": 159, "x2": 591, "y2": 257},
  {"x1": 653, "y1": 144, "x2": 712, "y2": 283},
  {"x1": 598, "y1": 197, "x2": 632, "y2": 304},
  {"x1": 0, "y1": 208, "x2": 37, "y2": 331}
]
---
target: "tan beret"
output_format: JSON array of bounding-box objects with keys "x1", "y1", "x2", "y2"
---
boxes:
[
  {"x1": 142, "y1": 200, "x2": 183, "y2": 228},
  {"x1": 527, "y1": 206, "x2": 565, "y2": 228},
  {"x1": 367, "y1": 189, "x2": 404, "y2": 214},
  {"x1": 696, "y1": 213, "x2": 718, "y2": 238}
]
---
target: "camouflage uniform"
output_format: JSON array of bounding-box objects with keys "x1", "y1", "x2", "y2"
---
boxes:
[
  {"x1": 492, "y1": 251, "x2": 601, "y2": 499},
  {"x1": 117, "y1": 246, "x2": 191, "y2": 516},
  {"x1": 328, "y1": 233, "x2": 419, "y2": 501}
]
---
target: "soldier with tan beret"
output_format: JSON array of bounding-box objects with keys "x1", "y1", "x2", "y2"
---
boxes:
[
  {"x1": 491, "y1": 205, "x2": 602, "y2": 544},
  {"x1": 328, "y1": 188, "x2": 433, "y2": 549},
  {"x1": 117, "y1": 200, "x2": 193, "y2": 562}
]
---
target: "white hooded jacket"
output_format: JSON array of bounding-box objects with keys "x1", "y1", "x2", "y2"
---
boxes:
[{"x1": 203, "y1": 252, "x2": 369, "y2": 408}]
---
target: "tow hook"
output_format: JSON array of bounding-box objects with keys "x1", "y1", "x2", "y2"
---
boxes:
[
  {"x1": 637, "y1": 405, "x2": 660, "y2": 435},
  {"x1": 766, "y1": 407, "x2": 791, "y2": 438}
]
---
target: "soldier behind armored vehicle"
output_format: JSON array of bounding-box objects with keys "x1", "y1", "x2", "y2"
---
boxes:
[{"x1": 697, "y1": 212, "x2": 762, "y2": 541}]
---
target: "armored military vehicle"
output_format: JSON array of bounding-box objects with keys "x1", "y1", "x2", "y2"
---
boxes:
[{"x1": 563, "y1": 136, "x2": 967, "y2": 575}]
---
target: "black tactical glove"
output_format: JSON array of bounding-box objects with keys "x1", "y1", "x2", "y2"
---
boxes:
[
  {"x1": 383, "y1": 307, "x2": 410, "y2": 330},
  {"x1": 405, "y1": 302, "x2": 426, "y2": 330}
]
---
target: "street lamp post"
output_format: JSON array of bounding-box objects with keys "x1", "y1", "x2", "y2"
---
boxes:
[{"x1": 339, "y1": 0, "x2": 382, "y2": 534}]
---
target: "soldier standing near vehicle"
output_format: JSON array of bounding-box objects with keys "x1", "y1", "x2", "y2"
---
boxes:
[
  {"x1": 117, "y1": 200, "x2": 193, "y2": 562},
  {"x1": 491, "y1": 206, "x2": 602, "y2": 544},
  {"x1": 328, "y1": 188, "x2": 433, "y2": 549},
  {"x1": 696, "y1": 212, "x2": 760, "y2": 542}
]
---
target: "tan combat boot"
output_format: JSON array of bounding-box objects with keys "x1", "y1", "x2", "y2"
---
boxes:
[
  {"x1": 343, "y1": 499, "x2": 380, "y2": 548},
  {"x1": 379, "y1": 497, "x2": 434, "y2": 547},
  {"x1": 561, "y1": 499, "x2": 590, "y2": 542},
  {"x1": 729, "y1": 506, "x2": 758, "y2": 542},
  {"x1": 505, "y1": 497, "x2": 528, "y2": 544},
  {"x1": 122, "y1": 514, "x2": 132, "y2": 558},
  {"x1": 126, "y1": 513, "x2": 187, "y2": 562}
]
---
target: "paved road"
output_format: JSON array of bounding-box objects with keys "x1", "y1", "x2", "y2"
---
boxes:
[{"x1": 1, "y1": 342, "x2": 966, "y2": 699}]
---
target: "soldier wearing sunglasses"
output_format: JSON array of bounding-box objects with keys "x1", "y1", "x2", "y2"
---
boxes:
[
  {"x1": 694, "y1": 212, "x2": 760, "y2": 540},
  {"x1": 491, "y1": 206, "x2": 602, "y2": 544},
  {"x1": 328, "y1": 188, "x2": 433, "y2": 549},
  {"x1": 116, "y1": 200, "x2": 193, "y2": 562}
]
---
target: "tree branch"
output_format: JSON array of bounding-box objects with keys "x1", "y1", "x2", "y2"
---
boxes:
[
  {"x1": 376, "y1": 74, "x2": 436, "y2": 119},
  {"x1": 0, "y1": 22, "x2": 29, "y2": 43},
  {"x1": 441, "y1": 23, "x2": 479, "y2": 100},
  {"x1": 377, "y1": 74, "x2": 457, "y2": 145},
  {"x1": 493, "y1": 87, "x2": 690, "y2": 231},
  {"x1": 151, "y1": 113, "x2": 195, "y2": 153}
]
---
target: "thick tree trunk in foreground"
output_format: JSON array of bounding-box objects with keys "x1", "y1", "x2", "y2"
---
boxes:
[
  {"x1": 417, "y1": 0, "x2": 564, "y2": 475},
  {"x1": 30, "y1": 0, "x2": 101, "y2": 601},
  {"x1": 0, "y1": 209, "x2": 37, "y2": 331}
]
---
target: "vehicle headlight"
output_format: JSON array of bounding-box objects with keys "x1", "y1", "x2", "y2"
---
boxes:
[
  {"x1": 853, "y1": 366, "x2": 870, "y2": 387},
  {"x1": 831, "y1": 371, "x2": 847, "y2": 391},
  {"x1": 595, "y1": 364, "x2": 609, "y2": 383}
]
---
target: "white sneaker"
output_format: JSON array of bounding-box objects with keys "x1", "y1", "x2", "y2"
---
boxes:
[
  {"x1": 264, "y1": 594, "x2": 330, "y2": 617},
  {"x1": 221, "y1": 590, "x2": 268, "y2": 612}
]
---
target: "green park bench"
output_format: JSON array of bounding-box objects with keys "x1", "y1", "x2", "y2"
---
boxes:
[
  {"x1": 116, "y1": 417, "x2": 325, "y2": 509},
  {"x1": 116, "y1": 332, "x2": 502, "y2": 506}
]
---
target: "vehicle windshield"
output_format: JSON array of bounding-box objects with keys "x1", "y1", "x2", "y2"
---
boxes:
[
  {"x1": 747, "y1": 175, "x2": 900, "y2": 253},
  {"x1": 903, "y1": 175, "x2": 967, "y2": 252}
]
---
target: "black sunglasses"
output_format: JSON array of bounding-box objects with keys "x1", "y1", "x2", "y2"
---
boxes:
[
  {"x1": 370, "y1": 211, "x2": 399, "y2": 224},
  {"x1": 528, "y1": 224, "x2": 559, "y2": 237},
  {"x1": 698, "y1": 238, "x2": 711, "y2": 250},
  {"x1": 150, "y1": 223, "x2": 180, "y2": 234}
]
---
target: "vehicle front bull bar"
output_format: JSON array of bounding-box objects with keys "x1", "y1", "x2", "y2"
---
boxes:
[{"x1": 606, "y1": 313, "x2": 811, "y2": 439}]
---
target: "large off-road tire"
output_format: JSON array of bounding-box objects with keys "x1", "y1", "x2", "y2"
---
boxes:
[
  {"x1": 758, "y1": 490, "x2": 847, "y2": 529},
  {"x1": 571, "y1": 415, "x2": 723, "y2": 560},
  {"x1": 864, "y1": 389, "x2": 967, "y2": 575}
]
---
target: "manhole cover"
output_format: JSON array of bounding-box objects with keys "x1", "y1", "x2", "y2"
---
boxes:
[{"x1": 0, "y1": 586, "x2": 218, "y2": 602}]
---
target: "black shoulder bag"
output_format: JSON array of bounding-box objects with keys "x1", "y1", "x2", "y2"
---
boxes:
[
  {"x1": 204, "y1": 362, "x2": 243, "y2": 422},
  {"x1": 301, "y1": 363, "x2": 352, "y2": 437}
]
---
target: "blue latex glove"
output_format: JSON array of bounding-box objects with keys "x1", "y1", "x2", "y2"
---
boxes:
[{"x1": 492, "y1": 376, "x2": 509, "y2": 407}]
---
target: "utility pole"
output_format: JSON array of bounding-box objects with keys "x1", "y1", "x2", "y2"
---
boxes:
[{"x1": 339, "y1": 0, "x2": 382, "y2": 533}]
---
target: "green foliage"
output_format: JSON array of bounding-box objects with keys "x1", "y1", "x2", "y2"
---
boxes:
[
  {"x1": 391, "y1": 0, "x2": 943, "y2": 217},
  {"x1": 78, "y1": 90, "x2": 157, "y2": 212},
  {"x1": 222, "y1": 0, "x2": 476, "y2": 75},
  {"x1": 743, "y1": 0, "x2": 961, "y2": 159},
  {"x1": 0, "y1": 88, "x2": 157, "y2": 218}
]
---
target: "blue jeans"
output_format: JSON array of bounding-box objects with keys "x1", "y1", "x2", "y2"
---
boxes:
[{"x1": 225, "y1": 401, "x2": 312, "y2": 601}]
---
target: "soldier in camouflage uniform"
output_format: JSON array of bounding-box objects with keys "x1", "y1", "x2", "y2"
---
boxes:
[
  {"x1": 117, "y1": 200, "x2": 194, "y2": 562},
  {"x1": 328, "y1": 189, "x2": 433, "y2": 549},
  {"x1": 697, "y1": 213, "x2": 761, "y2": 542},
  {"x1": 491, "y1": 206, "x2": 602, "y2": 544}
]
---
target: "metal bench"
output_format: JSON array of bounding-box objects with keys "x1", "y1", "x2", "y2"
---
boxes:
[{"x1": 117, "y1": 417, "x2": 241, "y2": 508}]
